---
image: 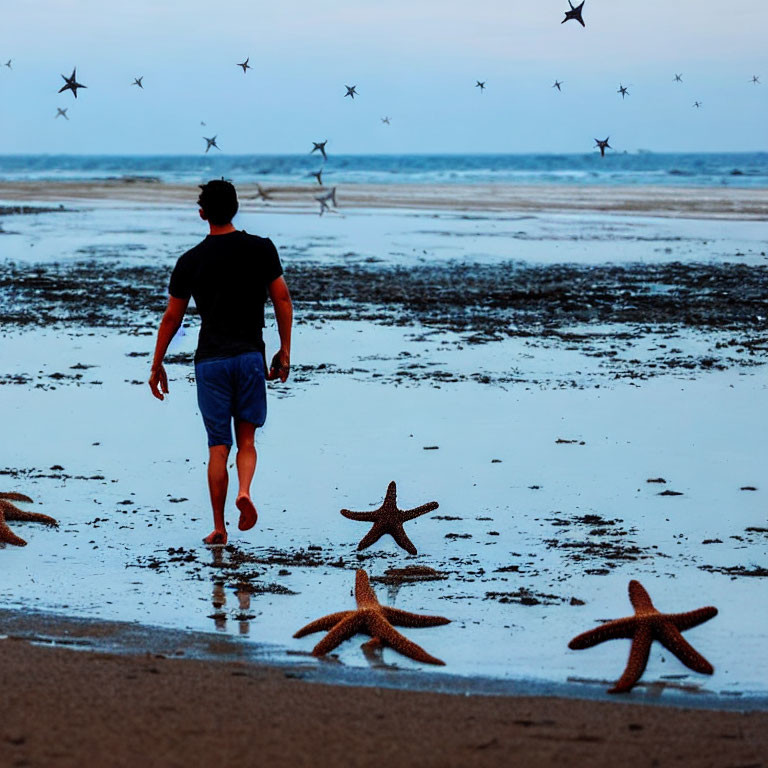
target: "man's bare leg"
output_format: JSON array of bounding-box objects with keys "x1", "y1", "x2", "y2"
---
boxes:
[
  {"x1": 234, "y1": 419, "x2": 258, "y2": 531},
  {"x1": 204, "y1": 444, "x2": 230, "y2": 545}
]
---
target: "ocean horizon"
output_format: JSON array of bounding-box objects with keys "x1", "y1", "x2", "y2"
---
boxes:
[{"x1": 1, "y1": 151, "x2": 767, "y2": 188}]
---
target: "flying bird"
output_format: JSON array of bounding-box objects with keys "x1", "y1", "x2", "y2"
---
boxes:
[
  {"x1": 674, "y1": 73, "x2": 683, "y2": 82},
  {"x1": 344, "y1": 84, "x2": 357, "y2": 98},
  {"x1": 310, "y1": 168, "x2": 323, "y2": 185},
  {"x1": 475, "y1": 80, "x2": 486, "y2": 92},
  {"x1": 562, "y1": 1, "x2": 585, "y2": 27},
  {"x1": 553, "y1": 80, "x2": 563, "y2": 91},
  {"x1": 617, "y1": 84, "x2": 629, "y2": 98},
  {"x1": 381, "y1": 116, "x2": 391, "y2": 124},
  {"x1": 132, "y1": 76, "x2": 143, "y2": 88},
  {"x1": 59, "y1": 67, "x2": 86, "y2": 98},
  {"x1": 594, "y1": 137, "x2": 611, "y2": 157},
  {"x1": 751, "y1": 75, "x2": 761, "y2": 84},
  {"x1": 203, "y1": 135, "x2": 220, "y2": 153},
  {"x1": 55, "y1": 107, "x2": 69, "y2": 120},
  {"x1": 693, "y1": 101, "x2": 702, "y2": 108},
  {"x1": 311, "y1": 140, "x2": 328, "y2": 161},
  {"x1": 237, "y1": 58, "x2": 251, "y2": 74}
]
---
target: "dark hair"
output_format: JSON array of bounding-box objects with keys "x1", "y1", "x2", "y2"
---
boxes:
[{"x1": 198, "y1": 179, "x2": 238, "y2": 225}]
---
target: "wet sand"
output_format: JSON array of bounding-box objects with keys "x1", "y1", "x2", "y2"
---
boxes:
[
  {"x1": 1, "y1": 636, "x2": 766, "y2": 768},
  {"x1": 1, "y1": 179, "x2": 767, "y2": 219}
]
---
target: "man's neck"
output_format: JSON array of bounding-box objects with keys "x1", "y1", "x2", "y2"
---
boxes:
[{"x1": 208, "y1": 223, "x2": 237, "y2": 236}]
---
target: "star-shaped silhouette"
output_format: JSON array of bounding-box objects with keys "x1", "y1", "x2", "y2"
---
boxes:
[
  {"x1": 237, "y1": 57, "x2": 251, "y2": 74},
  {"x1": 594, "y1": 136, "x2": 611, "y2": 157},
  {"x1": 475, "y1": 80, "x2": 486, "y2": 92},
  {"x1": 315, "y1": 187, "x2": 337, "y2": 216},
  {"x1": 0, "y1": 493, "x2": 58, "y2": 547},
  {"x1": 311, "y1": 140, "x2": 328, "y2": 161},
  {"x1": 674, "y1": 73, "x2": 683, "y2": 83},
  {"x1": 55, "y1": 107, "x2": 69, "y2": 120},
  {"x1": 340, "y1": 480, "x2": 438, "y2": 555},
  {"x1": 553, "y1": 80, "x2": 563, "y2": 91},
  {"x1": 693, "y1": 101, "x2": 702, "y2": 108},
  {"x1": 58, "y1": 67, "x2": 86, "y2": 98},
  {"x1": 310, "y1": 168, "x2": 323, "y2": 185},
  {"x1": 751, "y1": 75, "x2": 761, "y2": 84},
  {"x1": 617, "y1": 84, "x2": 629, "y2": 98},
  {"x1": 562, "y1": 1, "x2": 585, "y2": 27},
  {"x1": 132, "y1": 76, "x2": 143, "y2": 88},
  {"x1": 381, "y1": 116, "x2": 391, "y2": 124},
  {"x1": 344, "y1": 84, "x2": 357, "y2": 98},
  {"x1": 569, "y1": 580, "x2": 717, "y2": 694},
  {"x1": 203, "y1": 135, "x2": 220, "y2": 153},
  {"x1": 255, "y1": 183, "x2": 273, "y2": 201},
  {"x1": 294, "y1": 569, "x2": 450, "y2": 665},
  {"x1": 4, "y1": 59, "x2": 11, "y2": 69}
]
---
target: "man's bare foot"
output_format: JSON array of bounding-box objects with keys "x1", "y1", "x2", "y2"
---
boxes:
[
  {"x1": 204, "y1": 530, "x2": 228, "y2": 546},
  {"x1": 236, "y1": 495, "x2": 258, "y2": 531}
]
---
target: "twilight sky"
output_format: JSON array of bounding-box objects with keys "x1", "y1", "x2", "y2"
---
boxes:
[{"x1": 2, "y1": 0, "x2": 766, "y2": 154}]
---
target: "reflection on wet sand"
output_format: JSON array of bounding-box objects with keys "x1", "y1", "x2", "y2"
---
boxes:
[{"x1": 207, "y1": 547, "x2": 255, "y2": 635}]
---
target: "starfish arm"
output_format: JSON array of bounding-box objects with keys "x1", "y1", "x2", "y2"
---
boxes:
[
  {"x1": 383, "y1": 481, "x2": 398, "y2": 506},
  {"x1": 339, "y1": 508, "x2": 377, "y2": 521},
  {"x1": 293, "y1": 611, "x2": 353, "y2": 638},
  {"x1": 0, "y1": 517, "x2": 27, "y2": 546},
  {"x1": 0, "y1": 492, "x2": 34, "y2": 502},
  {"x1": 568, "y1": 616, "x2": 637, "y2": 649},
  {"x1": 578, "y1": 17, "x2": 585, "y2": 27},
  {"x1": 656, "y1": 623, "x2": 714, "y2": 675},
  {"x1": 401, "y1": 501, "x2": 439, "y2": 521},
  {"x1": 390, "y1": 525, "x2": 418, "y2": 555},
  {"x1": 58, "y1": 85, "x2": 69, "y2": 93},
  {"x1": 354, "y1": 569, "x2": 380, "y2": 606},
  {"x1": 0, "y1": 502, "x2": 57, "y2": 527},
  {"x1": 628, "y1": 580, "x2": 655, "y2": 612},
  {"x1": 609, "y1": 624, "x2": 653, "y2": 694},
  {"x1": 383, "y1": 606, "x2": 451, "y2": 628},
  {"x1": 311, "y1": 614, "x2": 364, "y2": 657},
  {"x1": 356, "y1": 524, "x2": 386, "y2": 551},
  {"x1": 669, "y1": 606, "x2": 718, "y2": 632},
  {"x1": 368, "y1": 614, "x2": 445, "y2": 665}
]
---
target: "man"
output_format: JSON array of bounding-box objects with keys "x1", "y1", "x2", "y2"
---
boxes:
[{"x1": 149, "y1": 179, "x2": 292, "y2": 545}]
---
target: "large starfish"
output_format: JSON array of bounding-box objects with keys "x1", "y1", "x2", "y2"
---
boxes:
[
  {"x1": 340, "y1": 481, "x2": 437, "y2": 555},
  {"x1": 294, "y1": 569, "x2": 450, "y2": 664},
  {"x1": 562, "y1": 1, "x2": 585, "y2": 27},
  {"x1": 0, "y1": 493, "x2": 58, "y2": 547},
  {"x1": 58, "y1": 67, "x2": 86, "y2": 98},
  {"x1": 594, "y1": 136, "x2": 611, "y2": 157},
  {"x1": 568, "y1": 580, "x2": 717, "y2": 694}
]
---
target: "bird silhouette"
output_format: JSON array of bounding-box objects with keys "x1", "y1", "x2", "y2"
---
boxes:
[
  {"x1": 237, "y1": 58, "x2": 251, "y2": 74},
  {"x1": 553, "y1": 80, "x2": 563, "y2": 91},
  {"x1": 594, "y1": 137, "x2": 611, "y2": 157},
  {"x1": 58, "y1": 67, "x2": 86, "y2": 98},
  {"x1": 475, "y1": 80, "x2": 486, "y2": 92},
  {"x1": 311, "y1": 140, "x2": 328, "y2": 161},
  {"x1": 203, "y1": 135, "x2": 220, "y2": 153},
  {"x1": 345, "y1": 85, "x2": 357, "y2": 98},
  {"x1": 562, "y1": 1, "x2": 585, "y2": 27},
  {"x1": 674, "y1": 73, "x2": 683, "y2": 83},
  {"x1": 617, "y1": 84, "x2": 629, "y2": 98},
  {"x1": 132, "y1": 76, "x2": 143, "y2": 88},
  {"x1": 55, "y1": 107, "x2": 69, "y2": 120}
]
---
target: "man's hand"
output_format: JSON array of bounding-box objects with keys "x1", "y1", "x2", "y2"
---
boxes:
[
  {"x1": 149, "y1": 364, "x2": 169, "y2": 400},
  {"x1": 267, "y1": 349, "x2": 290, "y2": 383}
]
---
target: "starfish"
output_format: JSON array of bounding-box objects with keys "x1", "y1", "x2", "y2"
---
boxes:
[
  {"x1": 294, "y1": 569, "x2": 450, "y2": 665},
  {"x1": 132, "y1": 76, "x2": 143, "y2": 88},
  {"x1": 569, "y1": 580, "x2": 717, "y2": 694},
  {"x1": 674, "y1": 73, "x2": 683, "y2": 82},
  {"x1": 203, "y1": 135, "x2": 220, "y2": 153},
  {"x1": 594, "y1": 136, "x2": 611, "y2": 157},
  {"x1": 311, "y1": 140, "x2": 328, "y2": 161},
  {"x1": 381, "y1": 116, "x2": 391, "y2": 124},
  {"x1": 237, "y1": 57, "x2": 251, "y2": 74},
  {"x1": 316, "y1": 186, "x2": 337, "y2": 207},
  {"x1": 751, "y1": 75, "x2": 761, "y2": 84},
  {"x1": 340, "y1": 480, "x2": 438, "y2": 555},
  {"x1": 4, "y1": 59, "x2": 11, "y2": 69},
  {"x1": 693, "y1": 101, "x2": 702, "y2": 108},
  {"x1": 255, "y1": 183, "x2": 273, "y2": 201},
  {"x1": 562, "y1": 1, "x2": 585, "y2": 27},
  {"x1": 55, "y1": 107, "x2": 69, "y2": 120},
  {"x1": 617, "y1": 84, "x2": 629, "y2": 98},
  {"x1": 0, "y1": 493, "x2": 58, "y2": 547},
  {"x1": 344, "y1": 84, "x2": 357, "y2": 99},
  {"x1": 553, "y1": 80, "x2": 563, "y2": 91},
  {"x1": 59, "y1": 67, "x2": 86, "y2": 98},
  {"x1": 310, "y1": 168, "x2": 323, "y2": 185},
  {"x1": 475, "y1": 80, "x2": 486, "y2": 92}
]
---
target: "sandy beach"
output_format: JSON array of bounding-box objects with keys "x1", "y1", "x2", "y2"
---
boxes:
[{"x1": 1, "y1": 182, "x2": 767, "y2": 764}]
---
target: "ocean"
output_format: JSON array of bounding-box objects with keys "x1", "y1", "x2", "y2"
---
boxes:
[{"x1": 0, "y1": 152, "x2": 766, "y2": 188}]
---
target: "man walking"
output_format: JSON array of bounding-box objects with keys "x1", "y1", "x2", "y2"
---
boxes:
[{"x1": 149, "y1": 180, "x2": 292, "y2": 545}]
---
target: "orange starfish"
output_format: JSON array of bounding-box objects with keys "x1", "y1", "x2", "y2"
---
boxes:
[
  {"x1": 293, "y1": 568, "x2": 450, "y2": 665},
  {"x1": 0, "y1": 493, "x2": 58, "y2": 547},
  {"x1": 568, "y1": 580, "x2": 718, "y2": 694},
  {"x1": 340, "y1": 481, "x2": 438, "y2": 555}
]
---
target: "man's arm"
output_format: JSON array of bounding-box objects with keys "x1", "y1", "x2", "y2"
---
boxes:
[
  {"x1": 267, "y1": 276, "x2": 292, "y2": 383},
  {"x1": 148, "y1": 295, "x2": 189, "y2": 400}
]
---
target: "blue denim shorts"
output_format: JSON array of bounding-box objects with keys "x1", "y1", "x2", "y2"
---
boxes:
[{"x1": 194, "y1": 351, "x2": 267, "y2": 447}]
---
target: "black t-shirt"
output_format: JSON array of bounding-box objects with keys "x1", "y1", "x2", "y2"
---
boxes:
[{"x1": 169, "y1": 230, "x2": 283, "y2": 362}]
